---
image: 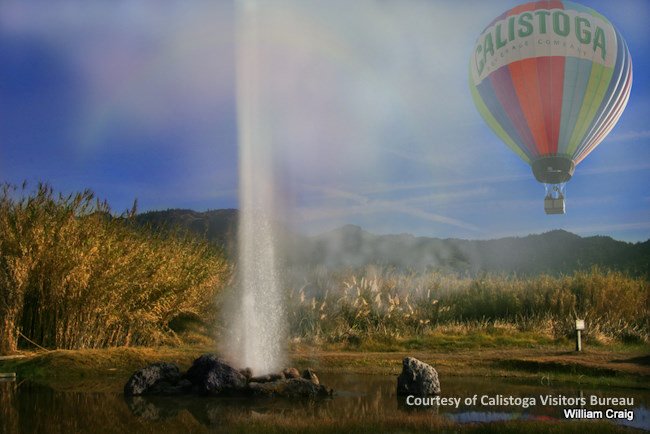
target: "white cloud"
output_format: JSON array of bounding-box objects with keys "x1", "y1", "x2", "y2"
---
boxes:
[
  {"x1": 579, "y1": 162, "x2": 650, "y2": 175},
  {"x1": 239, "y1": 0, "x2": 516, "y2": 182},
  {"x1": 295, "y1": 184, "x2": 482, "y2": 231},
  {"x1": 607, "y1": 130, "x2": 650, "y2": 142},
  {"x1": 360, "y1": 173, "x2": 529, "y2": 196},
  {"x1": 1, "y1": 1, "x2": 236, "y2": 145}
]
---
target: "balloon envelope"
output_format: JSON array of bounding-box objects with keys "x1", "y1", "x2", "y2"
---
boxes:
[{"x1": 469, "y1": 0, "x2": 632, "y2": 185}]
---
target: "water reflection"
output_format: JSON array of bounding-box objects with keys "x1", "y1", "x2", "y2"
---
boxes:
[{"x1": 1, "y1": 374, "x2": 648, "y2": 433}]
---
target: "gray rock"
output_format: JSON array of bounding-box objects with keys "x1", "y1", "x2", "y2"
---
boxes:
[
  {"x1": 248, "y1": 378, "x2": 331, "y2": 398},
  {"x1": 185, "y1": 354, "x2": 247, "y2": 395},
  {"x1": 239, "y1": 367, "x2": 253, "y2": 380},
  {"x1": 124, "y1": 362, "x2": 181, "y2": 396},
  {"x1": 147, "y1": 379, "x2": 193, "y2": 396},
  {"x1": 301, "y1": 368, "x2": 320, "y2": 385},
  {"x1": 249, "y1": 373, "x2": 284, "y2": 383},
  {"x1": 396, "y1": 357, "x2": 440, "y2": 396},
  {"x1": 282, "y1": 367, "x2": 300, "y2": 379},
  {"x1": 123, "y1": 355, "x2": 334, "y2": 401}
]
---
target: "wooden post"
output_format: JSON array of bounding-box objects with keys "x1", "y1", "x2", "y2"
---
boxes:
[{"x1": 575, "y1": 319, "x2": 585, "y2": 352}]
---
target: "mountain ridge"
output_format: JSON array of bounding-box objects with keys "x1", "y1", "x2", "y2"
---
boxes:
[{"x1": 134, "y1": 209, "x2": 649, "y2": 275}]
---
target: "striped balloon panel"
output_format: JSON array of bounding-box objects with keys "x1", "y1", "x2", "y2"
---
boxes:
[
  {"x1": 574, "y1": 27, "x2": 632, "y2": 163},
  {"x1": 470, "y1": 0, "x2": 632, "y2": 168}
]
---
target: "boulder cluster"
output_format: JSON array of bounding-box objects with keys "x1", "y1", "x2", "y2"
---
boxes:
[{"x1": 124, "y1": 354, "x2": 332, "y2": 399}]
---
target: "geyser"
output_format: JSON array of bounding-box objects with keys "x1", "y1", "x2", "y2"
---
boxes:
[{"x1": 225, "y1": 0, "x2": 286, "y2": 374}]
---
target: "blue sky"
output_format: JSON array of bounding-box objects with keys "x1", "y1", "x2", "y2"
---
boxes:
[{"x1": 1, "y1": 0, "x2": 649, "y2": 241}]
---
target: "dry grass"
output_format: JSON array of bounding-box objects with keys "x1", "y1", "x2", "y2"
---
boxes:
[
  {"x1": 285, "y1": 266, "x2": 649, "y2": 346},
  {"x1": 0, "y1": 183, "x2": 230, "y2": 354}
]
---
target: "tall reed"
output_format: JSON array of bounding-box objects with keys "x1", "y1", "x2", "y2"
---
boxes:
[
  {"x1": 0, "y1": 183, "x2": 229, "y2": 353},
  {"x1": 284, "y1": 266, "x2": 649, "y2": 344}
]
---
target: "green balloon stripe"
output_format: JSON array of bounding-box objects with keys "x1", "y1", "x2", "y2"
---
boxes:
[
  {"x1": 567, "y1": 63, "x2": 614, "y2": 156},
  {"x1": 557, "y1": 57, "x2": 591, "y2": 155}
]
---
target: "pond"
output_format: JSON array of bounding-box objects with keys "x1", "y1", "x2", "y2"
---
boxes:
[{"x1": 1, "y1": 374, "x2": 648, "y2": 433}]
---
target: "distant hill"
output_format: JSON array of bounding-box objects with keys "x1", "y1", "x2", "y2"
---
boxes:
[
  {"x1": 135, "y1": 208, "x2": 238, "y2": 253},
  {"x1": 134, "y1": 209, "x2": 650, "y2": 275},
  {"x1": 285, "y1": 225, "x2": 650, "y2": 275}
]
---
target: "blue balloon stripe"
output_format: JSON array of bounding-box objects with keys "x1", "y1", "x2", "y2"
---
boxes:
[
  {"x1": 557, "y1": 58, "x2": 592, "y2": 155},
  {"x1": 476, "y1": 71, "x2": 535, "y2": 161}
]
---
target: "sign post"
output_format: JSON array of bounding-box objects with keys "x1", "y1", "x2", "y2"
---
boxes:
[{"x1": 575, "y1": 319, "x2": 585, "y2": 352}]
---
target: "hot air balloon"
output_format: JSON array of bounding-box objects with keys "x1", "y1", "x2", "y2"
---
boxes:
[{"x1": 469, "y1": 0, "x2": 632, "y2": 214}]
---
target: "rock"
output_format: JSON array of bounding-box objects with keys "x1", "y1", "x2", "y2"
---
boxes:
[
  {"x1": 396, "y1": 357, "x2": 440, "y2": 396},
  {"x1": 282, "y1": 367, "x2": 300, "y2": 379},
  {"x1": 122, "y1": 355, "x2": 334, "y2": 402},
  {"x1": 249, "y1": 373, "x2": 284, "y2": 383},
  {"x1": 185, "y1": 354, "x2": 247, "y2": 395},
  {"x1": 151, "y1": 379, "x2": 193, "y2": 395},
  {"x1": 248, "y1": 378, "x2": 330, "y2": 398},
  {"x1": 301, "y1": 368, "x2": 320, "y2": 385},
  {"x1": 239, "y1": 367, "x2": 253, "y2": 380},
  {"x1": 124, "y1": 362, "x2": 181, "y2": 396},
  {"x1": 143, "y1": 379, "x2": 192, "y2": 396}
]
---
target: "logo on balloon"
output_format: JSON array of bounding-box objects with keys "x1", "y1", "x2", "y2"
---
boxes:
[{"x1": 471, "y1": 9, "x2": 616, "y2": 85}]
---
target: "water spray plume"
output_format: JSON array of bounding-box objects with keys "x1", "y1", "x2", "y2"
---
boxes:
[{"x1": 224, "y1": 0, "x2": 286, "y2": 375}]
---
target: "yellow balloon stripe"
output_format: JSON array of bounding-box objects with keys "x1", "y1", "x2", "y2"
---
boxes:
[{"x1": 567, "y1": 63, "x2": 614, "y2": 156}]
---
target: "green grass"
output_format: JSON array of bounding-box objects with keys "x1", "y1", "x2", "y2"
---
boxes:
[
  {"x1": 318, "y1": 329, "x2": 559, "y2": 353},
  {"x1": 402, "y1": 330, "x2": 558, "y2": 350},
  {"x1": 0, "y1": 346, "x2": 215, "y2": 392},
  {"x1": 2, "y1": 339, "x2": 647, "y2": 392},
  {"x1": 493, "y1": 359, "x2": 618, "y2": 377},
  {"x1": 0, "y1": 346, "x2": 208, "y2": 378},
  {"x1": 291, "y1": 338, "x2": 649, "y2": 389}
]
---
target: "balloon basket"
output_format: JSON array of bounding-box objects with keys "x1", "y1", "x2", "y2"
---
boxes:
[
  {"x1": 544, "y1": 184, "x2": 566, "y2": 215},
  {"x1": 544, "y1": 197, "x2": 565, "y2": 215}
]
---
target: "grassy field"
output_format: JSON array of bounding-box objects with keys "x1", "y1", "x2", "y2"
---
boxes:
[
  {"x1": 2, "y1": 185, "x2": 647, "y2": 357},
  {"x1": 284, "y1": 267, "x2": 649, "y2": 347},
  {"x1": 2, "y1": 338, "x2": 648, "y2": 392}
]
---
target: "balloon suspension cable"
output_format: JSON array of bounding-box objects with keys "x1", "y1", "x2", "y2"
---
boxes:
[{"x1": 544, "y1": 183, "x2": 566, "y2": 199}]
